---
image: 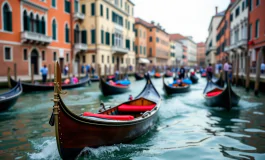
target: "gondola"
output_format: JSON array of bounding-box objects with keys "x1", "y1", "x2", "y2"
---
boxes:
[
  {"x1": 0, "y1": 81, "x2": 22, "y2": 111},
  {"x1": 99, "y1": 77, "x2": 130, "y2": 96},
  {"x1": 8, "y1": 75, "x2": 90, "y2": 92},
  {"x1": 190, "y1": 74, "x2": 199, "y2": 84},
  {"x1": 163, "y1": 76, "x2": 190, "y2": 94},
  {"x1": 49, "y1": 61, "x2": 161, "y2": 159},
  {"x1": 203, "y1": 79, "x2": 240, "y2": 110},
  {"x1": 165, "y1": 72, "x2": 173, "y2": 78},
  {"x1": 90, "y1": 75, "x2": 100, "y2": 82},
  {"x1": 212, "y1": 72, "x2": 225, "y2": 87},
  {"x1": 154, "y1": 73, "x2": 161, "y2": 78},
  {"x1": 135, "y1": 73, "x2": 144, "y2": 80}
]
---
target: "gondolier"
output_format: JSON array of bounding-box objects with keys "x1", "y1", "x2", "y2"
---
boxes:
[
  {"x1": 40, "y1": 65, "x2": 48, "y2": 83},
  {"x1": 223, "y1": 60, "x2": 229, "y2": 82}
]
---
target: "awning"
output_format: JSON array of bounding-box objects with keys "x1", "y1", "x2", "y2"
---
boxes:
[{"x1": 138, "y1": 58, "x2": 150, "y2": 64}]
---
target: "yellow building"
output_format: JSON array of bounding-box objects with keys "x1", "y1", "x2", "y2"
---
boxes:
[{"x1": 80, "y1": 0, "x2": 135, "y2": 74}]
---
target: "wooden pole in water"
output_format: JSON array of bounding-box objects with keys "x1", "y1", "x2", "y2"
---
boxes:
[
  {"x1": 98, "y1": 64, "x2": 101, "y2": 77},
  {"x1": 254, "y1": 48, "x2": 263, "y2": 95},
  {"x1": 14, "y1": 63, "x2": 17, "y2": 81},
  {"x1": 68, "y1": 64, "x2": 70, "y2": 78},
  {"x1": 104, "y1": 64, "x2": 107, "y2": 81},
  {"x1": 31, "y1": 64, "x2": 34, "y2": 84},
  {"x1": 49, "y1": 64, "x2": 52, "y2": 82},
  {"x1": 7, "y1": 67, "x2": 11, "y2": 88},
  {"x1": 236, "y1": 53, "x2": 239, "y2": 85},
  {"x1": 245, "y1": 51, "x2": 250, "y2": 91}
]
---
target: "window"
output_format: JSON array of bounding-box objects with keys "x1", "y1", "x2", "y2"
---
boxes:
[
  {"x1": 149, "y1": 37, "x2": 152, "y2": 42},
  {"x1": 140, "y1": 46, "x2": 142, "y2": 54},
  {"x1": 256, "y1": 0, "x2": 260, "y2": 6},
  {"x1": 52, "y1": 0, "x2": 56, "y2": 8},
  {"x1": 126, "y1": 39, "x2": 130, "y2": 50},
  {"x1": 65, "y1": 24, "x2": 69, "y2": 43},
  {"x1": 106, "y1": 8, "x2": 109, "y2": 19},
  {"x1": 249, "y1": 0, "x2": 253, "y2": 11},
  {"x1": 23, "y1": 10, "x2": 29, "y2": 31},
  {"x1": 149, "y1": 48, "x2": 152, "y2": 56},
  {"x1": 135, "y1": 45, "x2": 138, "y2": 54},
  {"x1": 150, "y1": 28, "x2": 152, "y2": 32},
  {"x1": 53, "y1": 52, "x2": 57, "y2": 61},
  {"x1": 249, "y1": 24, "x2": 252, "y2": 40},
  {"x1": 91, "y1": 29, "x2": 96, "y2": 44},
  {"x1": 82, "y1": 5, "x2": 86, "y2": 14},
  {"x1": 101, "y1": 30, "x2": 104, "y2": 44},
  {"x1": 128, "y1": 21, "x2": 130, "y2": 30},
  {"x1": 66, "y1": 53, "x2": 69, "y2": 62},
  {"x1": 156, "y1": 38, "x2": 159, "y2": 42},
  {"x1": 91, "y1": 3, "x2": 95, "y2": 16},
  {"x1": 112, "y1": 56, "x2": 115, "y2": 63},
  {"x1": 74, "y1": 0, "x2": 78, "y2": 12},
  {"x1": 121, "y1": 58, "x2": 124, "y2": 64},
  {"x1": 235, "y1": 7, "x2": 240, "y2": 17},
  {"x1": 242, "y1": 1, "x2": 245, "y2": 11},
  {"x1": 92, "y1": 55, "x2": 95, "y2": 63},
  {"x1": 23, "y1": 49, "x2": 27, "y2": 60},
  {"x1": 81, "y1": 30, "x2": 87, "y2": 43},
  {"x1": 82, "y1": 55, "x2": 86, "y2": 63},
  {"x1": 107, "y1": 56, "x2": 109, "y2": 63},
  {"x1": 102, "y1": 55, "x2": 104, "y2": 63},
  {"x1": 52, "y1": 19, "x2": 57, "y2": 40},
  {"x1": 112, "y1": 11, "x2": 123, "y2": 26},
  {"x1": 144, "y1": 47, "x2": 146, "y2": 55},
  {"x1": 100, "y1": 4, "x2": 103, "y2": 17},
  {"x1": 3, "y1": 3, "x2": 12, "y2": 32},
  {"x1": 135, "y1": 29, "x2": 138, "y2": 37},
  {"x1": 120, "y1": 0, "x2": 123, "y2": 7},
  {"x1": 255, "y1": 19, "x2": 259, "y2": 38},
  {"x1": 42, "y1": 51, "x2": 45, "y2": 61},
  {"x1": 65, "y1": 0, "x2": 70, "y2": 13},
  {"x1": 4, "y1": 46, "x2": 12, "y2": 61},
  {"x1": 105, "y1": 32, "x2": 110, "y2": 45},
  {"x1": 74, "y1": 25, "x2": 80, "y2": 43},
  {"x1": 41, "y1": 17, "x2": 46, "y2": 34}
]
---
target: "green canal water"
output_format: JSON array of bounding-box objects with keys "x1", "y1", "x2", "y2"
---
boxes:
[{"x1": 0, "y1": 77, "x2": 265, "y2": 160}]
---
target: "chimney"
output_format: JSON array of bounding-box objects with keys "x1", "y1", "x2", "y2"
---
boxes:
[
  {"x1": 215, "y1": 6, "x2": 218, "y2": 14},
  {"x1": 151, "y1": 21, "x2": 155, "y2": 24}
]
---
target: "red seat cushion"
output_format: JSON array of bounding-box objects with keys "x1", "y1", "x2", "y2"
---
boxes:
[
  {"x1": 118, "y1": 104, "x2": 156, "y2": 112},
  {"x1": 202, "y1": 73, "x2": 206, "y2": 76},
  {"x1": 83, "y1": 112, "x2": 134, "y2": 121},
  {"x1": 206, "y1": 90, "x2": 223, "y2": 97}
]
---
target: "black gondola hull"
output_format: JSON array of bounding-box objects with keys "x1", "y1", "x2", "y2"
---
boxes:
[
  {"x1": 163, "y1": 77, "x2": 190, "y2": 94},
  {"x1": 99, "y1": 78, "x2": 130, "y2": 96},
  {"x1": 135, "y1": 73, "x2": 144, "y2": 80},
  {"x1": 190, "y1": 75, "x2": 199, "y2": 84},
  {"x1": 0, "y1": 82, "x2": 22, "y2": 111},
  {"x1": 10, "y1": 77, "x2": 90, "y2": 92}
]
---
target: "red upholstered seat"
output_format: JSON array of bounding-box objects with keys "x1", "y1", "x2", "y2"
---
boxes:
[
  {"x1": 118, "y1": 104, "x2": 156, "y2": 112},
  {"x1": 206, "y1": 90, "x2": 223, "y2": 97},
  {"x1": 83, "y1": 112, "x2": 134, "y2": 121},
  {"x1": 111, "y1": 83, "x2": 128, "y2": 87}
]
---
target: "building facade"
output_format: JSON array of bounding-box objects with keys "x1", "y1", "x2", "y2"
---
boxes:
[
  {"x1": 169, "y1": 40, "x2": 183, "y2": 66},
  {"x1": 197, "y1": 42, "x2": 206, "y2": 67},
  {"x1": 80, "y1": 0, "x2": 135, "y2": 74},
  {"x1": 0, "y1": 0, "x2": 86, "y2": 76},
  {"x1": 135, "y1": 18, "x2": 170, "y2": 66},
  {"x1": 170, "y1": 34, "x2": 197, "y2": 66},
  {"x1": 205, "y1": 8, "x2": 224, "y2": 66}
]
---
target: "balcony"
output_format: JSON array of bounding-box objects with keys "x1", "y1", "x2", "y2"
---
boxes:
[
  {"x1": 224, "y1": 46, "x2": 230, "y2": 52},
  {"x1": 112, "y1": 46, "x2": 129, "y2": 55},
  {"x1": 237, "y1": 39, "x2": 247, "y2": 49},
  {"x1": 74, "y1": 12, "x2": 85, "y2": 21},
  {"x1": 21, "y1": 31, "x2": 52, "y2": 45},
  {"x1": 74, "y1": 43, "x2": 88, "y2": 51},
  {"x1": 205, "y1": 46, "x2": 216, "y2": 55},
  {"x1": 114, "y1": 24, "x2": 123, "y2": 33}
]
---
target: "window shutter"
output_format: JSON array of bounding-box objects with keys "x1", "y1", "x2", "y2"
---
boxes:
[
  {"x1": 112, "y1": 34, "x2": 114, "y2": 46},
  {"x1": 8, "y1": 11, "x2": 12, "y2": 31},
  {"x1": 82, "y1": 30, "x2": 87, "y2": 43},
  {"x1": 91, "y1": 30, "x2": 95, "y2": 44},
  {"x1": 101, "y1": 30, "x2": 104, "y2": 44},
  {"x1": 82, "y1": 5, "x2": 86, "y2": 14},
  {"x1": 42, "y1": 20, "x2": 46, "y2": 34},
  {"x1": 91, "y1": 3, "x2": 95, "y2": 16}
]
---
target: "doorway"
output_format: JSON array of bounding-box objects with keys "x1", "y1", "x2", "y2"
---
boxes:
[
  {"x1": 31, "y1": 49, "x2": 39, "y2": 75},
  {"x1": 116, "y1": 57, "x2": 120, "y2": 70},
  {"x1": 59, "y1": 58, "x2": 64, "y2": 72},
  {"x1": 74, "y1": 54, "x2": 80, "y2": 74}
]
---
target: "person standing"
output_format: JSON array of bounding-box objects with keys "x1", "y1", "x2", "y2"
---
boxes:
[
  {"x1": 179, "y1": 66, "x2": 185, "y2": 79},
  {"x1": 40, "y1": 65, "x2": 48, "y2": 83},
  {"x1": 64, "y1": 65, "x2": 69, "y2": 76},
  {"x1": 223, "y1": 60, "x2": 230, "y2": 82},
  {"x1": 85, "y1": 64, "x2": 90, "y2": 75},
  {"x1": 206, "y1": 63, "x2": 213, "y2": 80}
]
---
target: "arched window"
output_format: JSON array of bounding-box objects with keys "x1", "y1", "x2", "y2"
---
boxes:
[
  {"x1": 65, "y1": 24, "x2": 69, "y2": 43},
  {"x1": 23, "y1": 10, "x2": 29, "y2": 31},
  {"x1": 3, "y1": 3, "x2": 12, "y2": 31},
  {"x1": 74, "y1": 25, "x2": 80, "y2": 43},
  {"x1": 30, "y1": 13, "x2": 34, "y2": 32},
  {"x1": 41, "y1": 16, "x2": 45, "y2": 34},
  {"x1": 36, "y1": 15, "x2": 40, "y2": 33},
  {"x1": 52, "y1": 19, "x2": 57, "y2": 40}
]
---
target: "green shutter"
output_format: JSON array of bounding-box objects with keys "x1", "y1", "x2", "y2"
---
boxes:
[
  {"x1": 74, "y1": 1, "x2": 78, "y2": 12},
  {"x1": 82, "y1": 30, "x2": 87, "y2": 43},
  {"x1": 100, "y1": 4, "x2": 103, "y2": 16},
  {"x1": 65, "y1": 27, "x2": 69, "y2": 42},
  {"x1": 82, "y1": 5, "x2": 86, "y2": 14},
  {"x1": 43, "y1": 20, "x2": 46, "y2": 34},
  {"x1": 52, "y1": 22, "x2": 56, "y2": 40},
  {"x1": 105, "y1": 32, "x2": 110, "y2": 45},
  {"x1": 106, "y1": 8, "x2": 109, "y2": 19},
  {"x1": 39, "y1": 20, "x2": 42, "y2": 34},
  {"x1": 91, "y1": 29, "x2": 95, "y2": 44},
  {"x1": 128, "y1": 21, "x2": 130, "y2": 30},
  {"x1": 52, "y1": 0, "x2": 56, "y2": 7},
  {"x1": 101, "y1": 30, "x2": 104, "y2": 44},
  {"x1": 112, "y1": 34, "x2": 114, "y2": 46},
  {"x1": 91, "y1": 3, "x2": 95, "y2": 16}
]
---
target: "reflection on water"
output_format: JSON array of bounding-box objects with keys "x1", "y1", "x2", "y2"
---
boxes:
[{"x1": 0, "y1": 77, "x2": 265, "y2": 160}]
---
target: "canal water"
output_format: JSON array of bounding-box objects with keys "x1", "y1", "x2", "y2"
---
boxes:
[{"x1": 0, "y1": 77, "x2": 265, "y2": 160}]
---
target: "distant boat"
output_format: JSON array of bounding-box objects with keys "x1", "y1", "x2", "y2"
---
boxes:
[
  {"x1": 163, "y1": 76, "x2": 190, "y2": 94},
  {"x1": 99, "y1": 77, "x2": 130, "y2": 96}
]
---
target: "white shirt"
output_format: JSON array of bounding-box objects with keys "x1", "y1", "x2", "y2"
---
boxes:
[
  {"x1": 261, "y1": 63, "x2": 265, "y2": 70},
  {"x1": 224, "y1": 63, "x2": 229, "y2": 71}
]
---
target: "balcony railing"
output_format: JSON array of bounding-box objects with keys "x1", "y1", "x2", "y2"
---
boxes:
[
  {"x1": 237, "y1": 39, "x2": 247, "y2": 49},
  {"x1": 74, "y1": 43, "x2": 88, "y2": 51},
  {"x1": 21, "y1": 31, "x2": 52, "y2": 44},
  {"x1": 74, "y1": 12, "x2": 85, "y2": 20},
  {"x1": 114, "y1": 24, "x2": 123, "y2": 32},
  {"x1": 112, "y1": 46, "x2": 129, "y2": 54},
  {"x1": 224, "y1": 46, "x2": 230, "y2": 52}
]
